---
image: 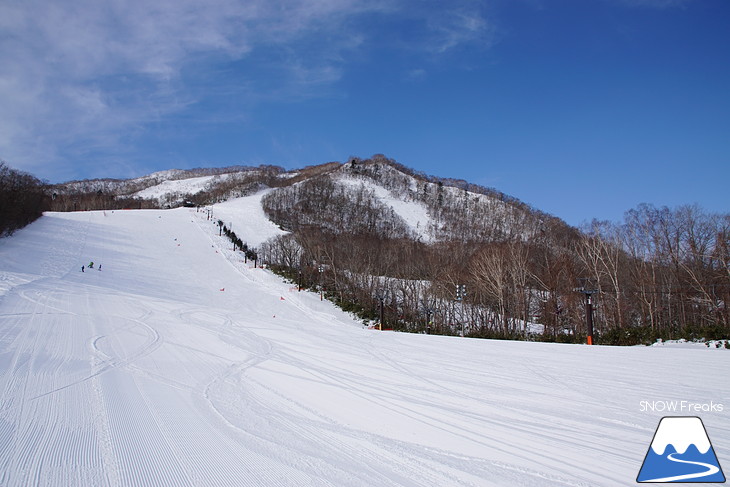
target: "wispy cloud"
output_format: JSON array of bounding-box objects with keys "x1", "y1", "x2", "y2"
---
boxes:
[
  {"x1": 426, "y1": 4, "x2": 494, "y2": 53},
  {"x1": 0, "y1": 0, "x2": 492, "y2": 180},
  {"x1": 0, "y1": 0, "x2": 252, "y2": 178}
]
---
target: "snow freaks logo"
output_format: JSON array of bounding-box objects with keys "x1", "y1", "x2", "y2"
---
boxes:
[
  {"x1": 640, "y1": 400, "x2": 724, "y2": 413},
  {"x1": 637, "y1": 416, "x2": 726, "y2": 483}
]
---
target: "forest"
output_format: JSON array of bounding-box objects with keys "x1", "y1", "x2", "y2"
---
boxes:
[
  {"x1": 0, "y1": 161, "x2": 48, "y2": 236},
  {"x1": 257, "y1": 157, "x2": 729, "y2": 345}
]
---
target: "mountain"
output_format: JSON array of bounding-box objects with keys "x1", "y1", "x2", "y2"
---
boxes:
[
  {"x1": 47, "y1": 155, "x2": 585, "y2": 341},
  {"x1": 44, "y1": 154, "x2": 730, "y2": 345},
  {"x1": 48, "y1": 164, "x2": 285, "y2": 210},
  {"x1": 50, "y1": 155, "x2": 573, "y2": 244}
]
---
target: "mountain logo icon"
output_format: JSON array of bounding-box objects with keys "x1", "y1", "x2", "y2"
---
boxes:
[{"x1": 637, "y1": 416, "x2": 726, "y2": 483}]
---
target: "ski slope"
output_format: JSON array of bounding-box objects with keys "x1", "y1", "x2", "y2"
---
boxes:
[
  {"x1": 210, "y1": 191, "x2": 288, "y2": 247},
  {"x1": 335, "y1": 176, "x2": 433, "y2": 242},
  {"x1": 0, "y1": 208, "x2": 728, "y2": 486},
  {"x1": 133, "y1": 175, "x2": 216, "y2": 200}
]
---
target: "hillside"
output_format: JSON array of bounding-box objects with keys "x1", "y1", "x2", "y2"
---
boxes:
[
  {"x1": 49, "y1": 156, "x2": 572, "y2": 248},
  {"x1": 44, "y1": 155, "x2": 730, "y2": 345},
  {"x1": 0, "y1": 207, "x2": 727, "y2": 486}
]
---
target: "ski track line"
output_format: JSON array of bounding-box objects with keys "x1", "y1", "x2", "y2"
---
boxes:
[
  {"x1": 98, "y1": 367, "x2": 200, "y2": 487},
  {"x1": 163, "y1": 301, "x2": 317, "y2": 485},
  {"x1": 221, "y1": 365, "x2": 589, "y2": 487},
  {"x1": 146, "y1": 306, "x2": 347, "y2": 485},
  {"x1": 1, "y1": 289, "x2": 61, "y2": 485},
  {"x1": 0, "y1": 312, "x2": 36, "y2": 413},
  {"x1": 1, "y1": 278, "x2": 165, "y2": 485},
  {"x1": 130, "y1": 381, "x2": 197, "y2": 487},
  {"x1": 307, "y1": 329, "x2": 622, "y2": 482},
  {"x1": 243, "y1": 371, "x2": 487, "y2": 487},
  {"x1": 237, "y1": 332, "x2": 595, "y2": 487},
  {"x1": 89, "y1": 367, "x2": 120, "y2": 487},
  {"x1": 173, "y1": 306, "x2": 410, "y2": 484},
  {"x1": 191, "y1": 212, "x2": 608, "y2": 485},
  {"x1": 2, "y1": 270, "x2": 119, "y2": 485},
  {"x1": 25, "y1": 310, "x2": 162, "y2": 405},
  {"x1": 189, "y1": 382, "x2": 307, "y2": 486},
  {"x1": 204, "y1": 363, "x2": 421, "y2": 486},
  {"x1": 199, "y1": 366, "x2": 324, "y2": 486},
  {"x1": 230, "y1": 369, "x2": 411, "y2": 485},
  {"x1": 279, "y1": 349, "x2": 579, "y2": 482}
]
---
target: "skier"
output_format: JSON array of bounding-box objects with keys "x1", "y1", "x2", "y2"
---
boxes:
[
  {"x1": 81, "y1": 265, "x2": 85, "y2": 273},
  {"x1": 98, "y1": 264, "x2": 102, "y2": 271},
  {"x1": 89, "y1": 261, "x2": 94, "y2": 269}
]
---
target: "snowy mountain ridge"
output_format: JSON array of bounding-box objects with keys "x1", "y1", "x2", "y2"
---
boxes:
[{"x1": 50, "y1": 155, "x2": 568, "y2": 244}]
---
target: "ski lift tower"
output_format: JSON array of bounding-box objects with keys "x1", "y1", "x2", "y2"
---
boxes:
[
  {"x1": 574, "y1": 278, "x2": 599, "y2": 345},
  {"x1": 376, "y1": 290, "x2": 388, "y2": 331},
  {"x1": 456, "y1": 284, "x2": 466, "y2": 337}
]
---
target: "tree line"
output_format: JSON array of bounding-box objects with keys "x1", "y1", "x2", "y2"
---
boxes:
[
  {"x1": 218, "y1": 220, "x2": 258, "y2": 264},
  {"x1": 0, "y1": 161, "x2": 48, "y2": 236},
  {"x1": 576, "y1": 205, "x2": 729, "y2": 343},
  {"x1": 259, "y1": 206, "x2": 728, "y2": 345},
  {"x1": 258, "y1": 158, "x2": 728, "y2": 345}
]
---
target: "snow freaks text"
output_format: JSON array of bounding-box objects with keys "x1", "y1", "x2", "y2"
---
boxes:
[{"x1": 640, "y1": 401, "x2": 724, "y2": 413}]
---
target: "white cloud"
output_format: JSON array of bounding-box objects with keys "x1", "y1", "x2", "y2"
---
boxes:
[
  {"x1": 0, "y1": 0, "x2": 249, "y2": 178},
  {"x1": 0, "y1": 0, "x2": 492, "y2": 181}
]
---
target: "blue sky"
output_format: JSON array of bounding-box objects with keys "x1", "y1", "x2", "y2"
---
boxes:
[{"x1": 1, "y1": 0, "x2": 728, "y2": 226}]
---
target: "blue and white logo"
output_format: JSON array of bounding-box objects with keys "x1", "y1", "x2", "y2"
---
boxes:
[{"x1": 637, "y1": 416, "x2": 725, "y2": 483}]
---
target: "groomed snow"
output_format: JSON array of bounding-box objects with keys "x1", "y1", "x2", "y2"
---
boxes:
[
  {"x1": 0, "y1": 209, "x2": 728, "y2": 486},
  {"x1": 209, "y1": 190, "x2": 288, "y2": 247}
]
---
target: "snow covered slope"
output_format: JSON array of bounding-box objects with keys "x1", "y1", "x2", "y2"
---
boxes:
[
  {"x1": 210, "y1": 190, "x2": 288, "y2": 247},
  {"x1": 0, "y1": 209, "x2": 727, "y2": 486},
  {"x1": 133, "y1": 175, "x2": 217, "y2": 200},
  {"x1": 335, "y1": 175, "x2": 433, "y2": 242}
]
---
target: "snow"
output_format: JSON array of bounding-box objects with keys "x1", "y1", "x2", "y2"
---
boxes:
[
  {"x1": 0, "y1": 208, "x2": 728, "y2": 486},
  {"x1": 209, "y1": 190, "x2": 288, "y2": 247},
  {"x1": 336, "y1": 175, "x2": 433, "y2": 242},
  {"x1": 133, "y1": 175, "x2": 216, "y2": 200}
]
